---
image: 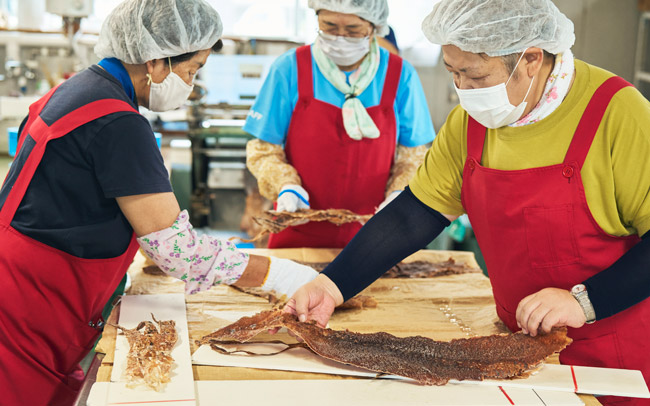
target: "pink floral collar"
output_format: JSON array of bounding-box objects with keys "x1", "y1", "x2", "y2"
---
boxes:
[{"x1": 510, "y1": 49, "x2": 575, "y2": 127}]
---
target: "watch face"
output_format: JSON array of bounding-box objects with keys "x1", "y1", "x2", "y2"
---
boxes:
[{"x1": 572, "y1": 284, "x2": 586, "y2": 294}]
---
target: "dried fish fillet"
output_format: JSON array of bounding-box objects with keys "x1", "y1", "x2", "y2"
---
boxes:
[
  {"x1": 200, "y1": 310, "x2": 572, "y2": 385},
  {"x1": 229, "y1": 285, "x2": 376, "y2": 311},
  {"x1": 144, "y1": 257, "x2": 479, "y2": 283},
  {"x1": 333, "y1": 295, "x2": 377, "y2": 310},
  {"x1": 229, "y1": 285, "x2": 285, "y2": 306},
  {"x1": 240, "y1": 209, "x2": 372, "y2": 242},
  {"x1": 297, "y1": 258, "x2": 481, "y2": 278},
  {"x1": 112, "y1": 314, "x2": 178, "y2": 391},
  {"x1": 142, "y1": 264, "x2": 166, "y2": 276},
  {"x1": 382, "y1": 258, "x2": 481, "y2": 278}
]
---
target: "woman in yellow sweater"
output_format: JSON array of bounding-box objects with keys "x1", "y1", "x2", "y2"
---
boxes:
[{"x1": 285, "y1": 1, "x2": 650, "y2": 405}]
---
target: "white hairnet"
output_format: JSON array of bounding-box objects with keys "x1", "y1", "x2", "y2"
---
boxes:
[
  {"x1": 421, "y1": 0, "x2": 575, "y2": 57},
  {"x1": 95, "y1": 0, "x2": 223, "y2": 65},
  {"x1": 308, "y1": 0, "x2": 389, "y2": 37}
]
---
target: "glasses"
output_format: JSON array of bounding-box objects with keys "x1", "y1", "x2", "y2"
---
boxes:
[{"x1": 317, "y1": 30, "x2": 371, "y2": 44}]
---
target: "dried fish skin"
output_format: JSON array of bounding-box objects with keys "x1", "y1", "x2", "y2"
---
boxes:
[
  {"x1": 229, "y1": 285, "x2": 376, "y2": 311},
  {"x1": 200, "y1": 310, "x2": 572, "y2": 385},
  {"x1": 295, "y1": 258, "x2": 481, "y2": 277},
  {"x1": 240, "y1": 209, "x2": 372, "y2": 242},
  {"x1": 382, "y1": 259, "x2": 481, "y2": 278},
  {"x1": 112, "y1": 314, "x2": 178, "y2": 391}
]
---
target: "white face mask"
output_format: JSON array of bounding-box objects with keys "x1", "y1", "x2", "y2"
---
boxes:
[
  {"x1": 316, "y1": 32, "x2": 370, "y2": 67},
  {"x1": 147, "y1": 58, "x2": 194, "y2": 112},
  {"x1": 454, "y1": 51, "x2": 535, "y2": 129}
]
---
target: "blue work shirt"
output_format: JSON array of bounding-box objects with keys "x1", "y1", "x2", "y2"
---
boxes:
[{"x1": 243, "y1": 46, "x2": 435, "y2": 147}]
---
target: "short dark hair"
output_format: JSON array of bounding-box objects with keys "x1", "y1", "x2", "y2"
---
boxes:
[{"x1": 169, "y1": 39, "x2": 223, "y2": 66}]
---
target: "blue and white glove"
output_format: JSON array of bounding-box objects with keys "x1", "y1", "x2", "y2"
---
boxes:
[
  {"x1": 376, "y1": 190, "x2": 401, "y2": 213},
  {"x1": 261, "y1": 257, "x2": 319, "y2": 298},
  {"x1": 277, "y1": 184, "x2": 310, "y2": 213}
]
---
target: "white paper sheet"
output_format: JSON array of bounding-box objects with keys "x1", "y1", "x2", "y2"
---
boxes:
[
  {"x1": 88, "y1": 380, "x2": 584, "y2": 406},
  {"x1": 458, "y1": 364, "x2": 650, "y2": 399},
  {"x1": 192, "y1": 342, "x2": 381, "y2": 378},
  {"x1": 107, "y1": 294, "x2": 196, "y2": 406},
  {"x1": 192, "y1": 342, "x2": 649, "y2": 398}
]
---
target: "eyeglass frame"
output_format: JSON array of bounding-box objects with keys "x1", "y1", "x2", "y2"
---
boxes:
[{"x1": 317, "y1": 29, "x2": 374, "y2": 44}]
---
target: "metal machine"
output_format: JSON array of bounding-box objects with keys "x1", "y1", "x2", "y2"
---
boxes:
[
  {"x1": 179, "y1": 53, "x2": 278, "y2": 231},
  {"x1": 46, "y1": 0, "x2": 93, "y2": 41},
  {"x1": 45, "y1": 0, "x2": 93, "y2": 16},
  {"x1": 186, "y1": 121, "x2": 252, "y2": 231},
  {"x1": 0, "y1": 0, "x2": 95, "y2": 154}
]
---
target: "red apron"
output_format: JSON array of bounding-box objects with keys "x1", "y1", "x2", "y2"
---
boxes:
[
  {"x1": 461, "y1": 76, "x2": 650, "y2": 405},
  {"x1": 0, "y1": 87, "x2": 140, "y2": 406},
  {"x1": 268, "y1": 45, "x2": 402, "y2": 248}
]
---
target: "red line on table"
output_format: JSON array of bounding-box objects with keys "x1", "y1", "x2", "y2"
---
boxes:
[{"x1": 499, "y1": 386, "x2": 515, "y2": 405}]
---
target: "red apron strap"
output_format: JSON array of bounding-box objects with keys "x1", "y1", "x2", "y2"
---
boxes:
[
  {"x1": 15, "y1": 84, "x2": 60, "y2": 155},
  {"x1": 380, "y1": 53, "x2": 403, "y2": 106},
  {"x1": 44, "y1": 99, "x2": 136, "y2": 142},
  {"x1": 466, "y1": 116, "x2": 487, "y2": 163},
  {"x1": 296, "y1": 45, "x2": 314, "y2": 100},
  {"x1": 563, "y1": 76, "x2": 632, "y2": 168},
  {"x1": 0, "y1": 98, "x2": 138, "y2": 224}
]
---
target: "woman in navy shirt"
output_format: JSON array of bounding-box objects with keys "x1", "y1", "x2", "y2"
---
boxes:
[{"x1": 0, "y1": 1, "x2": 316, "y2": 404}]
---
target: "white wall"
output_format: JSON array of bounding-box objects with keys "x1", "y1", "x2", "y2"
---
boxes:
[
  {"x1": 417, "y1": 0, "x2": 643, "y2": 131},
  {"x1": 557, "y1": 0, "x2": 639, "y2": 81}
]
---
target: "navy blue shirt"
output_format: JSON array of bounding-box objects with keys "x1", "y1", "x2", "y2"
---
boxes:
[{"x1": 0, "y1": 65, "x2": 172, "y2": 259}]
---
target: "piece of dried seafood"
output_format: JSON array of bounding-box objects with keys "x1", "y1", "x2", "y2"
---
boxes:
[
  {"x1": 229, "y1": 284, "x2": 376, "y2": 310},
  {"x1": 200, "y1": 310, "x2": 572, "y2": 385},
  {"x1": 298, "y1": 258, "x2": 481, "y2": 278},
  {"x1": 240, "y1": 209, "x2": 372, "y2": 242},
  {"x1": 112, "y1": 314, "x2": 178, "y2": 391}
]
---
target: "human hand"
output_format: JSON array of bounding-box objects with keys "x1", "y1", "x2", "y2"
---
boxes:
[
  {"x1": 276, "y1": 184, "x2": 310, "y2": 213},
  {"x1": 515, "y1": 287, "x2": 587, "y2": 337},
  {"x1": 260, "y1": 257, "x2": 318, "y2": 298},
  {"x1": 375, "y1": 190, "x2": 401, "y2": 213},
  {"x1": 283, "y1": 274, "x2": 343, "y2": 328}
]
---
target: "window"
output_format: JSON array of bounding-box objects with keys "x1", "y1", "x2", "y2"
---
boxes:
[
  {"x1": 0, "y1": 0, "x2": 122, "y2": 32},
  {"x1": 204, "y1": 0, "x2": 316, "y2": 41},
  {"x1": 0, "y1": 0, "x2": 441, "y2": 65}
]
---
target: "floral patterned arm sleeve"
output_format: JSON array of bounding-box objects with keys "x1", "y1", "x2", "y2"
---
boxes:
[
  {"x1": 246, "y1": 138, "x2": 302, "y2": 201},
  {"x1": 385, "y1": 145, "x2": 429, "y2": 198},
  {"x1": 137, "y1": 210, "x2": 249, "y2": 295}
]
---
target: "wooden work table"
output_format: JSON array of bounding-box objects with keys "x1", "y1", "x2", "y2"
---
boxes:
[{"x1": 94, "y1": 248, "x2": 600, "y2": 405}]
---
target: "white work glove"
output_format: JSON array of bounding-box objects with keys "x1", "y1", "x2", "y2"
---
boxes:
[
  {"x1": 261, "y1": 257, "x2": 319, "y2": 298},
  {"x1": 376, "y1": 190, "x2": 401, "y2": 213},
  {"x1": 276, "y1": 184, "x2": 310, "y2": 213}
]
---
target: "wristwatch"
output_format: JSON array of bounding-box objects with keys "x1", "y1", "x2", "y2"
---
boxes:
[{"x1": 570, "y1": 284, "x2": 596, "y2": 324}]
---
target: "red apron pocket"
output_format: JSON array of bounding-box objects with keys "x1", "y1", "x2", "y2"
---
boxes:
[
  {"x1": 524, "y1": 205, "x2": 580, "y2": 269},
  {"x1": 560, "y1": 331, "x2": 623, "y2": 370}
]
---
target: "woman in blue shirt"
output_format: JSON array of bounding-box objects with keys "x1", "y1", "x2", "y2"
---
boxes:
[{"x1": 245, "y1": 0, "x2": 435, "y2": 248}]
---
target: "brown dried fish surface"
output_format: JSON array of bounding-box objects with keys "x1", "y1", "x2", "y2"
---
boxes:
[
  {"x1": 382, "y1": 258, "x2": 481, "y2": 278},
  {"x1": 229, "y1": 285, "x2": 376, "y2": 311},
  {"x1": 299, "y1": 258, "x2": 481, "y2": 278},
  {"x1": 229, "y1": 285, "x2": 286, "y2": 306},
  {"x1": 145, "y1": 257, "x2": 479, "y2": 280},
  {"x1": 112, "y1": 314, "x2": 178, "y2": 391},
  {"x1": 142, "y1": 264, "x2": 167, "y2": 276},
  {"x1": 200, "y1": 310, "x2": 572, "y2": 385},
  {"x1": 240, "y1": 209, "x2": 372, "y2": 242},
  {"x1": 333, "y1": 295, "x2": 377, "y2": 310}
]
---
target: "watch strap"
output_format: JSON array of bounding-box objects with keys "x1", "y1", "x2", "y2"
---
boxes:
[{"x1": 572, "y1": 289, "x2": 596, "y2": 324}]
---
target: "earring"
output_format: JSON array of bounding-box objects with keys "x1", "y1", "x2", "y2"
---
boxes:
[{"x1": 146, "y1": 73, "x2": 152, "y2": 86}]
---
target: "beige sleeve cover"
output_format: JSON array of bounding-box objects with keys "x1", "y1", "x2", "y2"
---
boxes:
[
  {"x1": 246, "y1": 139, "x2": 302, "y2": 201},
  {"x1": 385, "y1": 144, "x2": 429, "y2": 198}
]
